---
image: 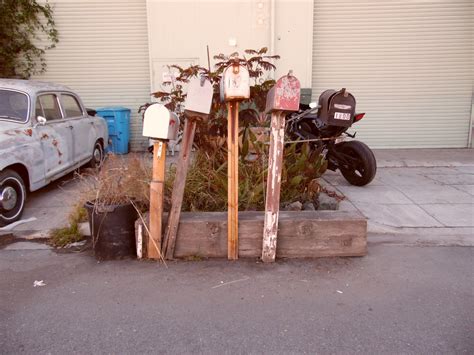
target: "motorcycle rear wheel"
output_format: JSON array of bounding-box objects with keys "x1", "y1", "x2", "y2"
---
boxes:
[{"x1": 336, "y1": 141, "x2": 377, "y2": 186}]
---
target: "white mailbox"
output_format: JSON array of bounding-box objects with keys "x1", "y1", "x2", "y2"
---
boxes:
[
  {"x1": 185, "y1": 76, "x2": 213, "y2": 116},
  {"x1": 143, "y1": 103, "x2": 179, "y2": 140},
  {"x1": 220, "y1": 62, "x2": 250, "y2": 102}
]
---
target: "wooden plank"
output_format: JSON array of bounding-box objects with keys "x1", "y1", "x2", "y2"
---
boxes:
[
  {"x1": 148, "y1": 140, "x2": 166, "y2": 259},
  {"x1": 137, "y1": 211, "x2": 367, "y2": 259},
  {"x1": 162, "y1": 118, "x2": 197, "y2": 260},
  {"x1": 262, "y1": 111, "x2": 286, "y2": 263},
  {"x1": 227, "y1": 101, "x2": 239, "y2": 260}
]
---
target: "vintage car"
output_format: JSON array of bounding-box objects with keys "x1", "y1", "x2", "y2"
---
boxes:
[{"x1": 0, "y1": 79, "x2": 108, "y2": 226}]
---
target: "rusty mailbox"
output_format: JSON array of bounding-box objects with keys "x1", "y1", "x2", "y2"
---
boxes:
[
  {"x1": 220, "y1": 62, "x2": 250, "y2": 102},
  {"x1": 265, "y1": 75, "x2": 301, "y2": 113},
  {"x1": 143, "y1": 103, "x2": 180, "y2": 141},
  {"x1": 262, "y1": 74, "x2": 301, "y2": 263},
  {"x1": 184, "y1": 76, "x2": 214, "y2": 117}
]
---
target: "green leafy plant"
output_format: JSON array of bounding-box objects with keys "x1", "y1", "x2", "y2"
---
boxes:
[
  {"x1": 50, "y1": 204, "x2": 88, "y2": 248},
  {"x1": 171, "y1": 133, "x2": 327, "y2": 212},
  {"x1": 0, "y1": 0, "x2": 59, "y2": 78},
  {"x1": 149, "y1": 47, "x2": 328, "y2": 212}
]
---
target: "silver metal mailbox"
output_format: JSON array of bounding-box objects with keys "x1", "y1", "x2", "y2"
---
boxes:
[
  {"x1": 143, "y1": 103, "x2": 179, "y2": 140},
  {"x1": 219, "y1": 62, "x2": 250, "y2": 102},
  {"x1": 185, "y1": 76, "x2": 213, "y2": 116}
]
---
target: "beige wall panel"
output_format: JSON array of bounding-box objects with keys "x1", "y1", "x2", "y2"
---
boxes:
[
  {"x1": 147, "y1": 0, "x2": 314, "y2": 90},
  {"x1": 147, "y1": 0, "x2": 270, "y2": 92},
  {"x1": 274, "y1": 0, "x2": 313, "y2": 87}
]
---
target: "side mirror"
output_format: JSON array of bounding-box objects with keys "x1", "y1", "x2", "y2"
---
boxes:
[{"x1": 36, "y1": 116, "x2": 47, "y2": 126}]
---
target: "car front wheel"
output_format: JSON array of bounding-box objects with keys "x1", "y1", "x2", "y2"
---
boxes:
[
  {"x1": 88, "y1": 141, "x2": 104, "y2": 169},
  {"x1": 0, "y1": 170, "x2": 26, "y2": 227}
]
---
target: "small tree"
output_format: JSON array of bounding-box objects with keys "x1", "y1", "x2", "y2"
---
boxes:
[{"x1": 0, "y1": 0, "x2": 58, "y2": 78}]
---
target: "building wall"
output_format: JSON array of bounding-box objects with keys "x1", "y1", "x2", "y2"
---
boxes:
[
  {"x1": 146, "y1": 0, "x2": 314, "y2": 92},
  {"x1": 32, "y1": 0, "x2": 472, "y2": 149},
  {"x1": 32, "y1": 0, "x2": 151, "y2": 151}
]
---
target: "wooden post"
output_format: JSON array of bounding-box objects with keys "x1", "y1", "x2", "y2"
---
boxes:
[
  {"x1": 148, "y1": 140, "x2": 167, "y2": 259},
  {"x1": 227, "y1": 101, "x2": 239, "y2": 260},
  {"x1": 162, "y1": 118, "x2": 197, "y2": 259},
  {"x1": 261, "y1": 74, "x2": 301, "y2": 262},
  {"x1": 262, "y1": 112, "x2": 286, "y2": 262}
]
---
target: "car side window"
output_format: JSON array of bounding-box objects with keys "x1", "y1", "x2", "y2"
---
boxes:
[
  {"x1": 38, "y1": 94, "x2": 62, "y2": 121},
  {"x1": 61, "y1": 94, "x2": 83, "y2": 118},
  {"x1": 35, "y1": 98, "x2": 44, "y2": 118}
]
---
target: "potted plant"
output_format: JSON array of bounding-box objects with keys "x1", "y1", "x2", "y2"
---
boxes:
[{"x1": 80, "y1": 154, "x2": 151, "y2": 260}]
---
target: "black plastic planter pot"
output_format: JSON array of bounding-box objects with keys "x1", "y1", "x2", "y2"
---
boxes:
[{"x1": 84, "y1": 201, "x2": 138, "y2": 260}]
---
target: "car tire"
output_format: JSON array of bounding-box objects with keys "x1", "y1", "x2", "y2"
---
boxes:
[
  {"x1": 88, "y1": 141, "x2": 104, "y2": 169},
  {"x1": 0, "y1": 170, "x2": 27, "y2": 227},
  {"x1": 337, "y1": 141, "x2": 377, "y2": 186}
]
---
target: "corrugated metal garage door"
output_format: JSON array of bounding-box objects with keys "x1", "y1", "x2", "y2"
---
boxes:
[
  {"x1": 32, "y1": 0, "x2": 150, "y2": 151},
  {"x1": 312, "y1": 0, "x2": 473, "y2": 148}
]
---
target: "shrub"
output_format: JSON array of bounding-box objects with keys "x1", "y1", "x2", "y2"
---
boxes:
[{"x1": 0, "y1": 0, "x2": 58, "y2": 78}]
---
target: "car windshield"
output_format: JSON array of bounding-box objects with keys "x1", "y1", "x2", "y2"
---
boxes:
[{"x1": 0, "y1": 89, "x2": 29, "y2": 122}]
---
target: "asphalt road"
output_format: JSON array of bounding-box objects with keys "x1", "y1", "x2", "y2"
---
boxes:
[{"x1": 1, "y1": 244, "x2": 473, "y2": 354}]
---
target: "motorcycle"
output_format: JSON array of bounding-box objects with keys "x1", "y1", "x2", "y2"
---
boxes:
[{"x1": 286, "y1": 88, "x2": 377, "y2": 186}]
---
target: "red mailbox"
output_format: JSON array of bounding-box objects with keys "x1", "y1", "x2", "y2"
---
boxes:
[{"x1": 265, "y1": 75, "x2": 301, "y2": 114}]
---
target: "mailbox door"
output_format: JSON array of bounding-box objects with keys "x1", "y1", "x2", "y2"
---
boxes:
[
  {"x1": 327, "y1": 91, "x2": 356, "y2": 127},
  {"x1": 221, "y1": 65, "x2": 250, "y2": 101},
  {"x1": 185, "y1": 77, "x2": 213, "y2": 115},
  {"x1": 143, "y1": 103, "x2": 171, "y2": 139}
]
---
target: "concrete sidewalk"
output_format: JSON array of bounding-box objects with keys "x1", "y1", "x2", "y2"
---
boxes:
[{"x1": 323, "y1": 148, "x2": 474, "y2": 246}]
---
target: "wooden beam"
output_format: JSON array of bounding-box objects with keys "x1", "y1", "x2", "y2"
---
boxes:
[
  {"x1": 148, "y1": 140, "x2": 166, "y2": 259},
  {"x1": 137, "y1": 211, "x2": 367, "y2": 259},
  {"x1": 162, "y1": 118, "x2": 197, "y2": 260}
]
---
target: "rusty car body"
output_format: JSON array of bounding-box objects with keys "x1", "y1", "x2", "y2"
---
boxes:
[{"x1": 0, "y1": 79, "x2": 108, "y2": 226}]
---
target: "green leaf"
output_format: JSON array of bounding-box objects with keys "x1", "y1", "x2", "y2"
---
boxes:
[{"x1": 290, "y1": 175, "x2": 304, "y2": 186}]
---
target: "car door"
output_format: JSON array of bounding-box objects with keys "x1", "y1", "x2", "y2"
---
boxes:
[
  {"x1": 34, "y1": 93, "x2": 74, "y2": 180},
  {"x1": 59, "y1": 92, "x2": 96, "y2": 165}
]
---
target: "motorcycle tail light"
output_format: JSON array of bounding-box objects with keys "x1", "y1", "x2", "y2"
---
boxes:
[{"x1": 354, "y1": 113, "x2": 365, "y2": 122}]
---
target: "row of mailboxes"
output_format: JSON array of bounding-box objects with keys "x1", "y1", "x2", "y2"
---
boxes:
[
  {"x1": 143, "y1": 76, "x2": 214, "y2": 140},
  {"x1": 143, "y1": 63, "x2": 303, "y2": 140},
  {"x1": 143, "y1": 63, "x2": 252, "y2": 140}
]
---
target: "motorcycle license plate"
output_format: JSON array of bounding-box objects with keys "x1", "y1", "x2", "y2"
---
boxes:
[{"x1": 334, "y1": 112, "x2": 351, "y2": 120}]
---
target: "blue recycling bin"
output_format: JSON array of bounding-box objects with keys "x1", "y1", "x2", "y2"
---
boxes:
[{"x1": 96, "y1": 106, "x2": 131, "y2": 154}]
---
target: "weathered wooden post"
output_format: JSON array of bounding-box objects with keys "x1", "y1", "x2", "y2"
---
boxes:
[
  {"x1": 142, "y1": 104, "x2": 179, "y2": 259},
  {"x1": 220, "y1": 60, "x2": 250, "y2": 260},
  {"x1": 262, "y1": 74, "x2": 301, "y2": 262},
  {"x1": 162, "y1": 76, "x2": 213, "y2": 260}
]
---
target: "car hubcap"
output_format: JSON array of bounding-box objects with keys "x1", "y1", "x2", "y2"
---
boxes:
[
  {"x1": 0, "y1": 186, "x2": 18, "y2": 211},
  {"x1": 93, "y1": 147, "x2": 101, "y2": 162}
]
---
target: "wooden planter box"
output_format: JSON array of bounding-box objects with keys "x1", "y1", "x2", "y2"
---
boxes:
[{"x1": 136, "y1": 211, "x2": 367, "y2": 259}]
